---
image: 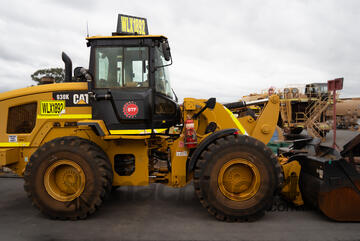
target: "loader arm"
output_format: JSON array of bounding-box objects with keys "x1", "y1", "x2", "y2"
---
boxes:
[{"x1": 237, "y1": 95, "x2": 280, "y2": 144}]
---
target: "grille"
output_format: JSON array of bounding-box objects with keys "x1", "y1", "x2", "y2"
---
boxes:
[{"x1": 7, "y1": 103, "x2": 37, "y2": 134}]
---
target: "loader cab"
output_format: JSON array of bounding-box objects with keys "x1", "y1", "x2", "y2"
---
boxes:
[
  {"x1": 305, "y1": 83, "x2": 328, "y2": 99},
  {"x1": 86, "y1": 35, "x2": 180, "y2": 134}
]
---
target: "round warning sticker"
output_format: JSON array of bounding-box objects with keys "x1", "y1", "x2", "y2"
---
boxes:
[{"x1": 123, "y1": 101, "x2": 139, "y2": 118}]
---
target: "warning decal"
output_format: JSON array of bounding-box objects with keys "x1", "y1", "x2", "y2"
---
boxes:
[{"x1": 123, "y1": 101, "x2": 139, "y2": 118}]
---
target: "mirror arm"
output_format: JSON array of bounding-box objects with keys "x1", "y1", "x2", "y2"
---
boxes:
[{"x1": 153, "y1": 57, "x2": 173, "y2": 72}]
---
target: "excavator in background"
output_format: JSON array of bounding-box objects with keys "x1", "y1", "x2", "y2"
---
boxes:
[{"x1": 0, "y1": 14, "x2": 359, "y2": 222}]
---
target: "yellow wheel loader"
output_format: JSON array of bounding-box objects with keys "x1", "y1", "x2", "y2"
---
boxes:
[
  {"x1": 0, "y1": 15, "x2": 282, "y2": 221},
  {"x1": 1, "y1": 14, "x2": 359, "y2": 222}
]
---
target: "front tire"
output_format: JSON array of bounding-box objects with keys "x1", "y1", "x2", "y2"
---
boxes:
[
  {"x1": 194, "y1": 134, "x2": 281, "y2": 221},
  {"x1": 24, "y1": 136, "x2": 113, "y2": 220}
]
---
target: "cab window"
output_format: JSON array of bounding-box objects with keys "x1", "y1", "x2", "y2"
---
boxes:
[
  {"x1": 95, "y1": 46, "x2": 149, "y2": 88},
  {"x1": 154, "y1": 46, "x2": 173, "y2": 99}
]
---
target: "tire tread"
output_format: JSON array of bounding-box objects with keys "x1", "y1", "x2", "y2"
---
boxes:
[
  {"x1": 24, "y1": 136, "x2": 113, "y2": 220},
  {"x1": 193, "y1": 134, "x2": 282, "y2": 222}
]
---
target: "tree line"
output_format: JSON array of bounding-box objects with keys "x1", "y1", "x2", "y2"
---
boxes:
[{"x1": 31, "y1": 68, "x2": 64, "y2": 85}]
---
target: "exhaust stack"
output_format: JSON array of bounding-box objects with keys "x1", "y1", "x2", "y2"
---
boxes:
[{"x1": 62, "y1": 52, "x2": 72, "y2": 82}]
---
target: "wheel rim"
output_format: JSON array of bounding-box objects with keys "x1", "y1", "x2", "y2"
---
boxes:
[
  {"x1": 218, "y1": 159, "x2": 261, "y2": 201},
  {"x1": 44, "y1": 160, "x2": 86, "y2": 202}
]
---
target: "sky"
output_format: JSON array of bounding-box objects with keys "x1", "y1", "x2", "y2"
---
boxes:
[{"x1": 0, "y1": 0, "x2": 359, "y2": 102}]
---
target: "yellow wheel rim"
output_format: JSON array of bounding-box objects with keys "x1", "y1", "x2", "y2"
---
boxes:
[
  {"x1": 44, "y1": 160, "x2": 86, "y2": 202},
  {"x1": 218, "y1": 159, "x2": 261, "y2": 201}
]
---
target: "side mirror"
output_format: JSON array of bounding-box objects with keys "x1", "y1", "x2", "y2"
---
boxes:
[
  {"x1": 162, "y1": 42, "x2": 171, "y2": 61},
  {"x1": 192, "y1": 97, "x2": 217, "y2": 119},
  {"x1": 205, "y1": 98, "x2": 216, "y2": 110}
]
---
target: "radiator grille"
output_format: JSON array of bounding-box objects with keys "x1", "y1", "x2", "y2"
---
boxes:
[{"x1": 7, "y1": 103, "x2": 37, "y2": 134}]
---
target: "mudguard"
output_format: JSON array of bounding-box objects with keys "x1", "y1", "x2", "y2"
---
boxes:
[{"x1": 187, "y1": 128, "x2": 237, "y2": 172}]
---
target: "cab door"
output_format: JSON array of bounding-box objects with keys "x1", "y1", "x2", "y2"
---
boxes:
[{"x1": 90, "y1": 45, "x2": 154, "y2": 133}]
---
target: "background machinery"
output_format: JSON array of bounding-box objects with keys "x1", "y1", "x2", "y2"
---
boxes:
[
  {"x1": 326, "y1": 98, "x2": 360, "y2": 130},
  {"x1": 239, "y1": 83, "x2": 333, "y2": 138}
]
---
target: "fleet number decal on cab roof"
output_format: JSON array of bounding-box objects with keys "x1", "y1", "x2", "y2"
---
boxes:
[
  {"x1": 116, "y1": 14, "x2": 148, "y2": 35},
  {"x1": 40, "y1": 101, "x2": 65, "y2": 115}
]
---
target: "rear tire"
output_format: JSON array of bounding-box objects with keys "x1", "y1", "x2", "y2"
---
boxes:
[
  {"x1": 194, "y1": 134, "x2": 282, "y2": 221},
  {"x1": 24, "y1": 136, "x2": 113, "y2": 220}
]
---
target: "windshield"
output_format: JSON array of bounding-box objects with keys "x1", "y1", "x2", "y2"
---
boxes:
[
  {"x1": 94, "y1": 46, "x2": 149, "y2": 88},
  {"x1": 319, "y1": 85, "x2": 328, "y2": 93},
  {"x1": 154, "y1": 46, "x2": 173, "y2": 99},
  {"x1": 305, "y1": 84, "x2": 328, "y2": 95}
]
